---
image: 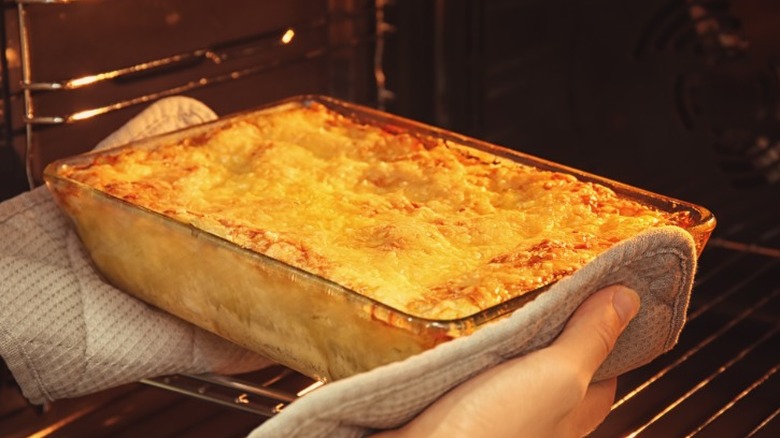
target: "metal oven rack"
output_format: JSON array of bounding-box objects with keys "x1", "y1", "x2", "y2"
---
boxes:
[
  {"x1": 7, "y1": 0, "x2": 393, "y2": 419},
  {"x1": 12, "y1": 0, "x2": 393, "y2": 189},
  {"x1": 142, "y1": 370, "x2": 322, "y2": 418}
]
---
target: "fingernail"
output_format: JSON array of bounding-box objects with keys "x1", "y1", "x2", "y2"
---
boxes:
[{"x1": 612, "y1": 287, "x2": 641, "y2": 326}]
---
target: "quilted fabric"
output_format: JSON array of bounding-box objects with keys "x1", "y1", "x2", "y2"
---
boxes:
[{"x1": 0, "y1": 97, "x2": 272, "y2": 404}]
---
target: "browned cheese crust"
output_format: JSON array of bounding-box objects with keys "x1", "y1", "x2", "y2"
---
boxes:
[{"x1": 58, "y1": 102, "x2": 691, "y2": 320}]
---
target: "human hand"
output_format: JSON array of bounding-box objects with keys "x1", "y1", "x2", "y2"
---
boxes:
[{"x1": 375, "y1": 284, "x2": 641, "y2": 438}]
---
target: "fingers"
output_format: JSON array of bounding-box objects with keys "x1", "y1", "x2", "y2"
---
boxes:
[{"x1": 550, "y1": 285, "x2": 641, "y2": 381}]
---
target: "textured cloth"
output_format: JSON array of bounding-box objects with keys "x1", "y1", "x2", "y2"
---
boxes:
[
  {"x1": 250, "y1": 226, "x2": 697, "y2": 437},
  {"x1": 0, "y1": 96, "x2": 272, "y2": 405}
]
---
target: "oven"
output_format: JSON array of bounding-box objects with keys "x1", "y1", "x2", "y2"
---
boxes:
[{"x1": 1, "y1": 0, "x2": 778, "y2": 436}]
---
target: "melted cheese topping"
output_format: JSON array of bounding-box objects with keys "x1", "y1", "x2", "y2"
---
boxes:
[{"x1": 60, "y1": 102, "x2": 689, "y2": 320}]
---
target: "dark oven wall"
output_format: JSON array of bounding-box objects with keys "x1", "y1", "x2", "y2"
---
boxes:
[{"x1": 403, "y1": 0, "x2": 780, "y2": 239}]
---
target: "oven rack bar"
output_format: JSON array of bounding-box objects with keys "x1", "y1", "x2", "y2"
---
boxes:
[
  {"x1": 14, "y1": 0, "x2": 85, "y2": 4},
  {"x1": 21, "y1": 27, "x2": 324, "y2": 93},
  {"x1": 22, "y1": 39, "x2": 373, "y2": 126},
  {"x1": 19, "y1": 9, "x2": 375, "y2": 94},
  {"x1": 17, "y1": 25, "x2": 379, "y2": 125},
  {"x1": 141, "y1": 370, "x2": 323, "y2": 418},
  {"x1": 685, "y1": 364, "x2": 778, "y2": 438}
]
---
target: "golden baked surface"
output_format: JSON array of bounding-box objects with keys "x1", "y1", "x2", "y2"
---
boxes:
[{"x1": 59, "y1": 102, "x2": 689, "y2": 320}]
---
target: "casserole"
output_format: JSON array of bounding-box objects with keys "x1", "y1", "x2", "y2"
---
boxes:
[{"x1": 44, "y1": 95, "x2": 716, "y2": 381}]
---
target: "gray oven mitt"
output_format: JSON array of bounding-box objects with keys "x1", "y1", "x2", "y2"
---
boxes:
[
  {"x1": 250, "y1": 226, "x2": 697, "y2": 437},
  {"x1": 0, "y1": 96, "x2": 272, "y2": 405}
]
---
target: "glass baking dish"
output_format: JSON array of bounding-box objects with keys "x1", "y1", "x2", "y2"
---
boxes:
[{"x1": 44, "y1": 95, "x2": 716, "y2": 382}]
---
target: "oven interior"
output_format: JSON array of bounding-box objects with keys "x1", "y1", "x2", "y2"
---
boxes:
[{"x1": 1, "y1": 0, "x2": 778, "y2": 437}]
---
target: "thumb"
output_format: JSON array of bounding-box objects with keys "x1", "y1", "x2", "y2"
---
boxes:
[{"x1": 551, "y1": 285, "x2": 641, "y2": 378}]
